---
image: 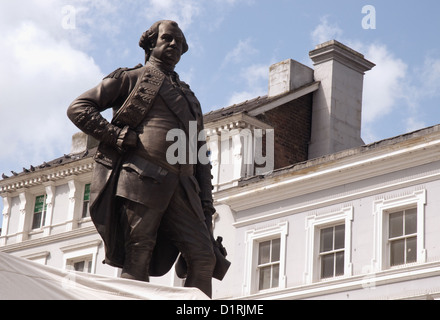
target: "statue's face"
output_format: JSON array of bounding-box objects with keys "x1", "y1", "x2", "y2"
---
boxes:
[{"x1": 151, "y1": 22, "x2": 184, "y2": 67}]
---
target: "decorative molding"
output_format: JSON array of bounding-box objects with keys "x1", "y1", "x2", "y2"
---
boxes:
[
  {"x1": 0, "y1": 226, "x2": 97, "y2": 253},
  {"x1": 304, "y1": 207, "x2": 353, "y2": 284},
  {"x1": 0, "y1": 158, "x2": 94, "y2": 194},
  {"x1": 372, "y1": 189, "x2": 427, "y2": 272},
  {"x1": 204, "y1": 113, "x2": 272, "y2": 137},
  {"x1": 231, "y1": 168, "x2": 440, "y2": 228},
  {"x1": 309, "y1": 40, "x2": 375, "y2": 74},
  {"x1": 21, "y1": 251, "x2": 50, "y2": 264},
  {"x1": 238, "y1": 260, "x2": 440, "y2": 300},
  {"x1": 60, "y1": 239, "x2": 102, "y2": 253},
  {"x1": 243, "y1": 221, "x2": 288, "y2": 296},
  {"x1": 61, "y1": 239, "x2": 102, "y2": 274},
  {"x1": 217, "y1": 134, "x2": 440, "y2": 213},
  {"x1": 248, "y1": 81, "x2": 320, "y2": 116}
]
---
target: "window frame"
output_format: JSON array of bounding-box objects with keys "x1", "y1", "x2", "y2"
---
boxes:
[
  {"x1": 305, "y1": 207, "x2": 353, "y2": 284},
  {"x1": 257, "y1": 238, "x2": 281, "y2": 291},
  {"x1": 60, "y1": 240, "x2": 101, "y2": 275},
  {"x1": 32, "y1": 194, "x2": 47, "y2": 230},
  {"x1": 373, "y1": 189, "x2": 426, "y2": 272},
  {"x1": 82, "y1": 183, "x2": 91, "y2": 218},
  {"x1": 319, "y1": 224, "x2": 346, "y2": 279},
  {"x1": 388, "y1": 208, "x2": 418, "y2": 267},
  {"x1": 67, "y1": 255, "x2": 94, "y2": 273},
  {"x1": 244, "y1": 222, "x2": 288, "y2": 295}
]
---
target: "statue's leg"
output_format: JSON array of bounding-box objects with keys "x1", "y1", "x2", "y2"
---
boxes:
[
  {"x1": 118, "y1": 198, "x2": 163, "y2": 282},
  {"x1": 161, "y1": 183, "x2": 216, "y2": 298}
]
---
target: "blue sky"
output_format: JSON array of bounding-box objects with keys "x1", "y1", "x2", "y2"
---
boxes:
[{"x1": 1, "y1": 0, "x2": 440, "y2": 225}]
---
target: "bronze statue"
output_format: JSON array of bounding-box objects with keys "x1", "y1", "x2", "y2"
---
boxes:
[{"x1": 67, "y1": 20, "x2": 229, "y2": 298}]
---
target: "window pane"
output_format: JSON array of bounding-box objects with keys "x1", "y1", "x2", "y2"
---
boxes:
[
  {"x1": 83, "y1": 184, "x2": 91, "y2": 201},
  {"x1": 405, "y1": 208, "x2": 417, "y2": 235},
  {"x1": 406, "y1": 237, "x2": 417, "y2": 263},
  {"x1": 389, "y1": 211, "x2": 403, "y2": 238},
  {"x1": 34, "y1": 195, "x2": 45, "y2": 213},
  {"x1": 271, "y1": 238, "x2": 280, "y2": 262},
  {"x1": 334, "y1": 225, "x2": 345, "y2": 250},
  {"x1": 390, "y1": 239, "x2": 405, "y2": 266},
  {"x1": 320, "y1": 227, "x2": 333, "y2": 253},
  {"x1": 259, "y1": 266, "x2": 271, "y2": 290},
  {"x1": 74, "y1": 261, "x2": 85, "y2": 272},
  {"x1": 82, "y1": 201, "x2": 90, "y2": 218},
  {"x1": 258, "y1": 241, "x2": 271, "y2": 265},
  {"x1": 335, "y1": 251, "x2": 345, "y2": 276},
  {"x1": 272, "y1": 264, "x2": 279, "y2": 288},
  {"x1": 32, "y1": 212, "x2": 42, "y2": 229},
  {"x1": 321, "y1": 254, "x2": 334, "y2": 279}
]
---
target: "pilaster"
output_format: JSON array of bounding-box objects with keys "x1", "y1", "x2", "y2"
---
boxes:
[
  {"x1": 42, "y1": 182, "x2": 56, "y2": 236},
  {"x1": 0, "y1": 194, "x2": 12, "y2": 245},
  {"x1": 16, "y1": 189, "x2": 33, "y2": 242}
]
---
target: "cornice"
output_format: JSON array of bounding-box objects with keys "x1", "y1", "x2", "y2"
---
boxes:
[
  {"x1": 309, "y1": 40, "x2": 376, "y2": 74},
  {"x1": 248, "y1": 81, "x2": 320, "y2": 116},
  {"x1": 204, "y1": 113, "x2": 273, "y2": 137},
  {"x1": 0, "y1": 157, "x2": 94, "y2": 194},
  {"x1": 0, "y1": 225, "x2": 97, "y2": 253},
  {"x1": 237, "y1": 260, "x2": 440, "y2": 300},
  {"x1": 215, "y1": 128, "x2": 440, "y2": 213}
]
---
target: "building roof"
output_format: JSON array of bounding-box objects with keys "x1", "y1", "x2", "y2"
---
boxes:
[
  {"x1": 240, "y1": 123, "x2": 440, "y2": 186},
  {"x1": 203, "y1": 81, "x2": 320, "y2": 123},
  {"x1": 204, "y1": 95, "x2": 269, "y2": 123},
  {"x1": 2, "y1": 85, "x2": 438, "y2": 196},
  {"x1": 214, "y1": 123, "x2": 440, "y2": 214},
  {"x1": 1, "y1": 148, "x2": 95, "y2": 181},
  {"x1": 0, "y1": 147, "x2": 96, "y2": 193}
]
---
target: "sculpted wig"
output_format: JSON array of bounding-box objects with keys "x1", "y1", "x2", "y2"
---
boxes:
[{"x1": 139, "y1": 20, "x2": 189, "y2": 63}]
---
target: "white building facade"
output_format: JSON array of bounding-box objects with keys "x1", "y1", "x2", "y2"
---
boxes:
[{"x1": 2, "y1": 40, "x2": 440, "y2": 300}]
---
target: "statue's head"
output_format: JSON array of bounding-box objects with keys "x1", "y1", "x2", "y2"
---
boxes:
[{"x1": 139, "y1": 20, "x2": 189, "y2": 66}]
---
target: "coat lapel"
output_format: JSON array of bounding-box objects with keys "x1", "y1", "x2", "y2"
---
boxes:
[{"x1": 159, "y1": 75, "x2": 197, "y2": 134}]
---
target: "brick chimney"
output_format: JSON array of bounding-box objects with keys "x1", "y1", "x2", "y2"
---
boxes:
[{"x1": 308, "y1": 40, "x2": 375, "y2": 159}]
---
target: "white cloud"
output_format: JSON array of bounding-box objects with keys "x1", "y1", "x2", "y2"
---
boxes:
[
  {"x1": 310, "y1": 17, "x2": 418, "y2": 143},
  {"x1": 242, "y1": 64, "x2": 268, "y2": 87},
  {"x1": 405, "y1": 117, "x2": 426, "y2": 133},
  {"x1": 144, "y1": 0, "x2": 202, "y2": 30},
  {"x1": 222, "y1": 38, "x2": 259, "y2": 68},
  {"x1": 362, "y1": 44, "x2": 408, "y2": 123},
  {"x1": 227, "y1": 63, "x2": 268, "y2": 106},
  {"x1": 0, "y1": 2, "x2": 104, "y2": 173},
  {"x1": 362, "y1": 48, "x2": 440, "y2": 138},
  {"x1": 311, "y1": 16, "x2": 343, "y2": 45},
  {"x1": 418, "y1": 56, "x2": 440, "y2": 97}
]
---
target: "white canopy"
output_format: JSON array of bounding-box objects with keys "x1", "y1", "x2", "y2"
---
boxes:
[{"x1": 0, "y1": 252, "x2": 208, "y2": 300}]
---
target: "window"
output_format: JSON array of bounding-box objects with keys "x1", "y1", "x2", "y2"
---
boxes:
[
  {"x1": 373, "y1": 190, "x2": 426, "y2": 271},
  {"x1": 257, "y1": 238, "x2": 280, "y2": 291},
  {"x1": 319, "y1": 225, "x2": 345, "y2": 279},
  {"x1": 388, "y1": 208, "x2": 417, "y2": 266},
  {"x1": 304, "y1": 207, "x2": 353, "y2": 284},
  {"x1": 82, "y1": 184, "x2": 91, "y2": 218},
  {"x1": 244, "y1": 222, "x2": 288, "y2": 295},
  {"x1": 61, "y1": 240, "x2": 101, "y2": 275},
  {"x1": 68, "y1": 256, "x2": 93, "y2": 273},
  {"x1": 32, "y1": 195, "x2": 47, "y2": 229}
]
